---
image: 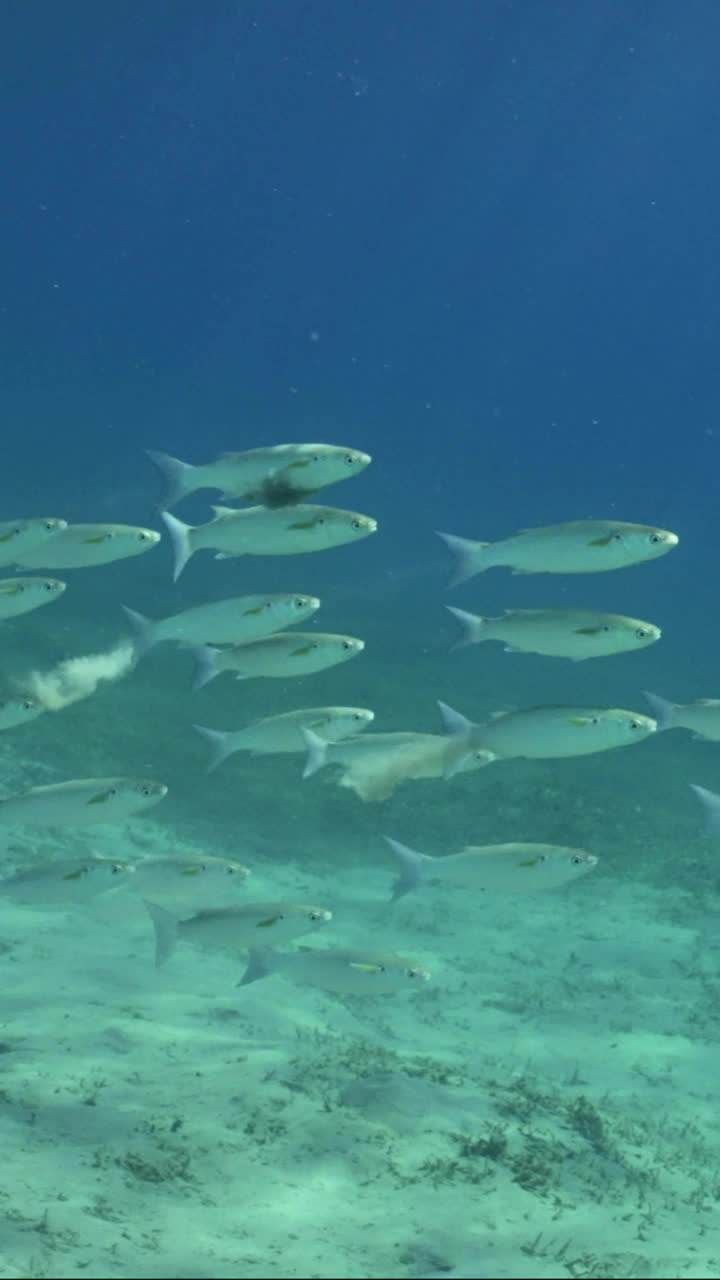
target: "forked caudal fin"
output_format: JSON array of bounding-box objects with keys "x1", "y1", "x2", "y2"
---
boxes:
[
  {"x1": 301, "y1": 727, "x2": 330, "y2": 778},
  {"x1": 144, "y1": 899, "x2": 180, "y2": 968},
  {"x1": 188, "y1": 645, "x2": 222, "y2": 692},
  {"x1": 382, "y1": 835, "x2": 432, "y2": 900},
  {"x1": 237, "y1": 947, "x2": 275, "y2": 986},
  {"x1": 121, "y1": 605, "x2": 158, "y2": 657},
  {"x1": 160, "y1": 511, "x2": 196, "y2": 583},
  {"x1": 642, "y1": 691, "x2": 675, "y2": 731},
  {"x1": 446, "y1": 605, "x2": 486, "y2": 649},
  {"x1": 145, "y1": 449, "x2": 195, "y2": 511},
  {"x1": 690, "y1": 783, "x2": 720, "y2": 835},
  {"x1": 192, "y1": 724, "x2": 234, "y2": 773},
  {"x1": 436, "y1": 531, "x2": 491, "y2": 588}
]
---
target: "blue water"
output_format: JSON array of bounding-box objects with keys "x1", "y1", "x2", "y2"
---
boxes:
[{"x1": 2, "y1": 4, "x2": 720, "y2": 1278}]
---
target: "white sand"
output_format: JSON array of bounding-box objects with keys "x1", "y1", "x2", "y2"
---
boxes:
[{"x1": 0, "y1": 803, "x2": 718, "y2": 1280}]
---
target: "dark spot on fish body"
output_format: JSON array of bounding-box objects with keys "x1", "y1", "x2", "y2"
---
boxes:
[
  {"x1": 286, "y1": 459, "x2": 311, "y2": 470},
  {"x1": 257, "y1": 915, "x2": 284, "y2": 927},
  {"x1": 243, "y1": 606, "x2": 264, "y2": 615},
  {"x1": 290, "y1": 645, "x2": 315, "y2": 657},
  {"x1": 574, "y1": 627, "x2": 602, "y2": 635},
  {"x1": 287, "y1": 519, "x2": 322, "y2": 530}
]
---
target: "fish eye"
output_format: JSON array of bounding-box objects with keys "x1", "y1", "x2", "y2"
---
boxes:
[
  {"x1": 43, "y1": 582, "x2": 55, "y2": 591},
  {"x1": 571, "y1": 855, "x2": 585, "y2": 865},
  {"x1": 138, "y1": 531, "x2": 152, "y2": 541},
  {"x1": 43, "y1": 521, "x2": 56, "y2": 530},
  {"x1": 22, "y1": 700, "x2": 34, "y2": 711},
  {"x1": 649, "y1": 533, "x2": 662, "y2": 544},
  {"x1": 406, "y1": 967, "x2": 424, "y2": 979},
  {"x1": 629, "y1": 719, "x2": 643, "y2": 730},
  {"x1": 309, "y1": 910, "x2": 324, "y2": 921},
  {"x1": 111, "y1": 863, "x2": 124, "y2": 875},
  {"x1": 344, "y1": 454, "x2": 355, "y2": 465},
  {"x1": 635, "y1": 627, "x2": 648, "y2": 638},
  {"x1": 294, "y1": 598, "x2": 306, "y2": 607},
  {"x1": 13, "y1": 527, "x2": 22, "y2": 536},
  {"x1": 226, "y1": 866, "x2": 237, "y2": 875},
  {"x1": 342, "y1": 640, "x2": 354, "y2": 650},
  {"x1": 107, "y1": 788, "x2": 118, "y2": 798},
  {"x1": 351, "y1": 519, "x2": 363, "y2": 529},
  {"x1": 311, "y1": 454, "x2": 320, "y2": 463},
  {"x1": 140, "y1": 785, "x2": 154, "y2": 796}
]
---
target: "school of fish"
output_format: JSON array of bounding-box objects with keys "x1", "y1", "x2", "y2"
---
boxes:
[{"x1": 1, "y1": 439, "x2": 710, "y2": 998}]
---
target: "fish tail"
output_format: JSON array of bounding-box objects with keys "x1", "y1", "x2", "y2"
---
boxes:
[
  {"x1": 160, "y1": 511, "x2": 195, "y2": 582},
  {"x1": 145, "y1": 449, "x2": 194, "y2": 510},
  {"x1": 436, "y1": 531, "x2": 490, "y2": 588},
  {"x1": 192, "y1": 724, "x2": 234, "y2": 772},
  {"x1": 188, "y1": 645, "x2": 221, "y2": 691},
  {"x1": 237, "y1": 947, "x2": 275, "y2": 986},
  {"x1": 643, "y1": 691, "x2": 675, "y2": 731},
  {"x1": 690, "y1": 784, "x2": 720, "y2": 835},
  {"x1": 382, "y1": 835, "x2": 429, "y2": 899},
  {"x1": 301, "y1": 727, "x2": 329, "y2": 778},
  {"x1": 144, "y1": 899, "x2": 179, "y2": 967},
  {"x1": 121, "y1": 605, "x2": 157, "y2": 657},
  {"x1": 436, "y1": 700, "x2": 477, "y2": 736},
  {"x1": 446, "y1": 605, "x2": 486, "y2": 649}
]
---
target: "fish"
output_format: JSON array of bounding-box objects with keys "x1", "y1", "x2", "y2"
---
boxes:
[
  {"x1": 301, "y1": 727, "x2": 495, "y2": 802},
  {"x1": 145, "y1": 899, "x2": 332, "y2": 967},
  {"x1": 193, "y1": 706, "x2": 375, "y2": 772},
  {"x1": 190, "y1": 633, "x2": 364, "y2": 689},
  {"x1": 447, "y1": 606, "x2": 661, "y2": 661},
  {"x1": 0, "y1": 517, "x2": 67, "y2": 567},
  {"x1": 644, "y1": 692, "x2": 720, "y2": 741},
  {"x1": 0, "y1": 695, "x2": 45, "y2": 731},
  {"x1": 126, "y1": 854, "x2": 251, "y2": 909},
  {"x1": 0, "y1": 577, "x2": 66, "y2": 620},
  {"x1": 239, "y1": 946, "x2": 432, "y2": 993},
  {"x1": 0, "y1": 777, "x2": 168, "y2": 826},
  {"x1": 14, "y1": 524, "x2": 161, "y2": 570},
  {"x1": 437, "y1": 519, "x2": 679, "y2": 586},
  {"x1": 437, "y1": 700, "x2": 656, "y2": 763},
  {"x1": 160, "y1": 504, "x2": 377, "y2": 582},
  {"x1": 121, "y1": 593, "x2": 321, "y2": 656},
  {"x1": 0, "y1": 854, "x2": 134, "y2": 905},
  {"x1": 383, "y1": 835, "x2": 598, "y2": 900},
  {"x1": 146, "y1": 443, "x2": 371, "y2": 510},
  {"x1": 690, "y1": 783, "x2": 720, "y2": 834}
]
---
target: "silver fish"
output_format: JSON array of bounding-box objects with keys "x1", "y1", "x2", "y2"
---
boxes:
[
  {"x1": 146, "y1": 899, "x2": 332, "y2": 967},
  {"x1": 121, "y1": 593, "x2": 320, "y2": 656},
  {"x1": 384, "y1": 836, "x2": 598, "y2": 900},
  {"x1": 240, "y1": 946, "x2": 431, "y2": 993},
  {"x1": 0, "y1": 777, "x2": 168, "y2": 826},
  {"x1": 146, "y1": 443, "x2": 371, "y2": 510}
]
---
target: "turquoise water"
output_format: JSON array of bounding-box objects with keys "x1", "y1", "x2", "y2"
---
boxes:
[{"x1": 4, "y1": 3, "x2": 720, "y2": 1278}]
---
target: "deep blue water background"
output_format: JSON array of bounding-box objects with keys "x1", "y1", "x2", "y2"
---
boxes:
[{"x1": 2, "y1": 0, "x2": 720, "y2": 689}]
